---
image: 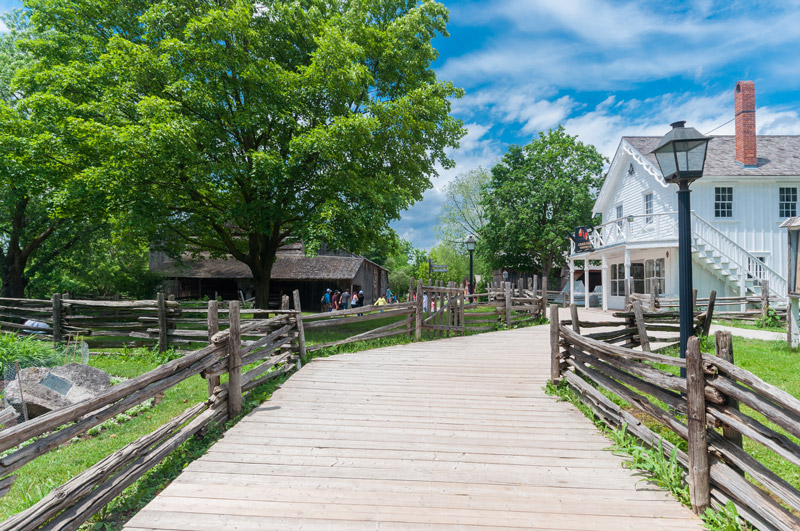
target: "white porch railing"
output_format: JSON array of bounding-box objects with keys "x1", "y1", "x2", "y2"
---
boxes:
[{"x1": 577, "y1": 212, "x2": 679, "y2": 251}]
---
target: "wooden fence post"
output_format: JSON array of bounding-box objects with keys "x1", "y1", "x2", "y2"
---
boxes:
[
  {"x1": 293, "y1": 290, "x2": 307, "y2": 369},
  {"x1": 207, "y1": 300, "x2": 220, "y2": 396},
  {"x1": 715, "y1": 331, "x2": 743, "y2": 459},
  {"x1": 504, "y1": 281, "x2": 512, "y2": 327},
  {"x1": 549, "y1": 304, "x2": 561, "y2": 384},
  {"x1": 686, "y1": 336, "x2": 710, "y2": 514},
  {"x1": 761, "y1": 279, "x2": 770, "y2": 326},
  {"x1": 702, "y1": 290, "x2": 716, "y2": 336},
  {"x1": 227, "y1": 300, "x2": 242, "y2": 419},
  {"x1": 157, "y1": 292, "x2": 167, "y2": 353},
  {"x1": 570, "y1": 303, "x2": 580, "y2": 333},
  {"x1": 633, "y1": 301, "x2": 650, "y2": 352},
  {"x1": 51, "y1": 293, "x2": 62, "y2": 345},
  {"x1": 415, "y1": 279, "x2": 423, "y2": 341}
]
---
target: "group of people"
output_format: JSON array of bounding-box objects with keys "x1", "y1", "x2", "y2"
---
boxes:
[
  {"x1": 321, "y1": 288, "x2": 362, "y2": 312},
  {"x1": 321, "y1": 288, "x2": 400, "y2": 312}
]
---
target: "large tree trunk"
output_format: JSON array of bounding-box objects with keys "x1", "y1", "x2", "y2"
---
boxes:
[
  {"x1": 251, "y1": 268, "x2": 272, "y2": 309},
  {"x1": 0, "y1": 252, "x2": 27, "y2": 298},
  {"x1": 247, "y1": 232, "x2": 280, "y2": 309}
]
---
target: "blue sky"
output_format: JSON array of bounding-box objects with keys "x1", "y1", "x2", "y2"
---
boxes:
[{"x1": 4, "y1": 0, "x2": 800, "y2": 249}]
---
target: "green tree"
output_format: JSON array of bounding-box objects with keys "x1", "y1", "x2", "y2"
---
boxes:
[
  {"x1": 0, "y1": 10, "x2": 98, "y2": 298},
  {"x1": 24, "y1": 0, "x2": 465, "y2": 308},
  {"x1": 436, "y1": 167, "x2": 489, "y2": 245},
  {"x1": 481, "y1": 127, "x2": 606, "y2": 281}
]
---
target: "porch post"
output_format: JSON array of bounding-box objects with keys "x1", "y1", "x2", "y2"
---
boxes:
[
  {"x1": 584, "y1": 260, "x2": 590, "y2": 308},
  {"x1": 624, "y1": 248, "x2": 631, "y2": 308},
  {"x1": 740, "y1": 270, "x2": 747, "y2": 313},
  {"x1": 601, "y1": 255, "x2": 608, "y2": 312},
  {"x1": 569, "y1": 259, "x2": 575, "y2": 305}
]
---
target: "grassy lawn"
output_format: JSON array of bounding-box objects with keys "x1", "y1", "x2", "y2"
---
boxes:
[{"x1": 714, "y1": 319, "x2": 786, "y2": 334}]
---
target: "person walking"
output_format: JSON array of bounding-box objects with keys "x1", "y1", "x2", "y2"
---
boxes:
[
  {"x1": 321, "y1": 288, "x2": 332, "y2": 312},
  {"x1": 332, "y1": 290, "x2": 341, "y2": 311},
  {"x1": 341, "y1": 289, "x2": 351, "y2": 310}
]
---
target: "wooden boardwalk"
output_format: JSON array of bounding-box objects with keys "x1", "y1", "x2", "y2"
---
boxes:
[{"x1": 125, "y1": 325, "x2": 701, "y2": 530}]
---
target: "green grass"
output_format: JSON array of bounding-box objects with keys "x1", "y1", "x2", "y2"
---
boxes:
[{"x1": 714, "y1": 319, "x2": 785, "y2": 334}]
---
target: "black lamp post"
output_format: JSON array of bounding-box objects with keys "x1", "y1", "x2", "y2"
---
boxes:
[
  {"x1": 465, "y1": 234, "x2": 476, "y2": 295},
  {"x1": 651, "y1": 121, "x2": 710, "y2": 376}
]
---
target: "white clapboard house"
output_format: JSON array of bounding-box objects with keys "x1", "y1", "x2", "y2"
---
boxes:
[{"x1": 569, "y1": 81, "x2": 800, "y2": 310}]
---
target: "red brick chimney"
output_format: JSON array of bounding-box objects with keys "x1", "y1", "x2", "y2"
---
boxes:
[{"x1": 735, "y1": 81, "x2": 757, "y2": 167}]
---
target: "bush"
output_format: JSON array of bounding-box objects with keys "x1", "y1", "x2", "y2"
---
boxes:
[{"x1": 0, "y1": 333, "x2": 64, "y2": 381}]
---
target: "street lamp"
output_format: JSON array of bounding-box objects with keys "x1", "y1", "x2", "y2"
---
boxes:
[
  {"x1": 465, "y1": 234, "x2": 476, "y2": 295},
  {"x1": 651, "y1": 121, "x2": 710, "y2": 375}
]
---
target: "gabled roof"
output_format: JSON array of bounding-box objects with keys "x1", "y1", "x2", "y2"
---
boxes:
[
  {"x1": 594, "y1": 135, "x2": 800, "y2": 215},
  {"x1": 624, "y1": 135, "x2": 800, "y2": 176}
]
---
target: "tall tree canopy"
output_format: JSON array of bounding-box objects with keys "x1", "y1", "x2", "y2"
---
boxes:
[
  {"x1": 23, "y1": 0, "x2": 465, "y2": 307},
  {"x1": 0, "y1": 10, "x2": 99, "y2": 297},
  {"x1": 436, "y1": 167, "x2": 489, "y2": 245},
  {"x1": 481, "y1": 127, "x2": 606, "y2": 280}
]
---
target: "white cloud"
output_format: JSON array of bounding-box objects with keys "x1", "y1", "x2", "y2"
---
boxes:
[
  {"x1": 432, "y1": 121, "x2": 503, "y2": 190},
  {"x1": 442, "y1": 0, "x2": 800, "y2": 92}
]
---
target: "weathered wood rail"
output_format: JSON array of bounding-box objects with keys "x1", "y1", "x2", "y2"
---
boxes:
[
  {"x1": 0, "y1": 296, "x2": 304, "y2": 530},
  {"x1": 633, "y1": 278, "x2": 785, "y2": 324},
  {"x1": 551, "y1": 304, "x2": 800, "y2": 530}
]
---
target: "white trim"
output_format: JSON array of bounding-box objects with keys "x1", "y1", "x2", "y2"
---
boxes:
[{"x1": 594, "y1": 139, "x2": 667, "y2": 215}]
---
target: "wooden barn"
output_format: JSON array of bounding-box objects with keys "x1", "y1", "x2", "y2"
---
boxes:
[{"x1": 149, "y1": 244, "x2": 389, "y2": 311}]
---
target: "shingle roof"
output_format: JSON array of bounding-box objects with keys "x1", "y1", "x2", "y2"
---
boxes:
[
  {"x1": 624, "y1": 135, "x2": 800, "y2": 176},
  {"x1": 151, "y1": 252, "x2": 367, "y2": 280}
]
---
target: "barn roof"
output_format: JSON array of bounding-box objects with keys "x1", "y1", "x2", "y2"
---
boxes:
[{"x1": 151, "y1": 252, "x2": 372, "y2": 280}]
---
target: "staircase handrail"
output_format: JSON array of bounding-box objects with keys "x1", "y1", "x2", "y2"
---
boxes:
[{"x1": 691, "y1": 212, "x2": 786, "y2": 297}]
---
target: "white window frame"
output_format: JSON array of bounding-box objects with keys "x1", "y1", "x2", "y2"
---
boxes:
[
  {"x1": 714, "y1": 187, "x2": 733, "y2": 219},
  {"x1": 643, "y1": 192, "x2": 654, "y2": 225},
  {"x1": 779, "y1": 187, "x2": 797, "y2": 218},
  {"x1": 615, "y1": 204, "x2": 624, "y2": 230}
]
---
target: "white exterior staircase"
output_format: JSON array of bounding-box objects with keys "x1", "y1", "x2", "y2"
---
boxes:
[{"x1": 691, "y1": 213, "x2": 785, "y2": 299}]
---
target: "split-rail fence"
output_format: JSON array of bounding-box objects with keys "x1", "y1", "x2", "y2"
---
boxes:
[
  {"x1": 552, "y1": 303, "x2": 800, "y2": 530},
  {"x1": 0, "y1": 281, "x2": 547, "y2": 529}
]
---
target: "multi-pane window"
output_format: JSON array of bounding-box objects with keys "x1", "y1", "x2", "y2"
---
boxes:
[
  {"x1": 610, "y1": 264, "x2": 618, "y2": 296},
  {"x1": 645, "y1": 258, "x2": 666, "y2": 295},
  {"x1": 714, "y1": 187, "x2": 733, "y2": 218},
  {"x1": 644, "y1": 193, "x2": 653, "y2": 224},
  {"x1": 616, "y1": 204, "x2": 624, "y2": 229},
  {"x1": 780, "y1": 187, "x2": 797, "y2": 218},
  {"x1": 610, "y1": 264, "x2": 626, "y2": 296}
]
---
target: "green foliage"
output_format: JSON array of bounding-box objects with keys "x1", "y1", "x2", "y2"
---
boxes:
[
  {"x1": 480, "y1": 127, "x2": 606, "y2": 278},
  {"x1": 0, "y1": 9, "x2": 104, "y2": 297},
  {"x1": 25, "y1": 226, "x2": 160, "y2": 299},
  {"x1": 23, "y1": 0, "x2": 465, "y2": 307},
  {"x1": 609, "y1": 425, "x2": 690, "y2": 506},
  {"x1": 0, "y1": 333, "x2": 63, "y2": 377},
  {"x1": 702, "y1": 502, "x2": 751, "y2": 531},
  {"x1": 436, "y1": 167, "x2": 489, "y2": 244},
  {"x1": 756, "y1": 308, "x2": 781, "y2": 329}
]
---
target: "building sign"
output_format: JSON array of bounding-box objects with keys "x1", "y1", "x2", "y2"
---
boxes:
[{"x1": 570, "y1": 227, "x2": 594, "y2": 253}]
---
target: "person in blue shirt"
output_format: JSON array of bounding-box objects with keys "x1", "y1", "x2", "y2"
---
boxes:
[
  {"x1": 321, "y1": 288, "x2": 331, "y2": 312},
  {"x1": 386, "y1": 288, "x2": 393, "y2": 303}
]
